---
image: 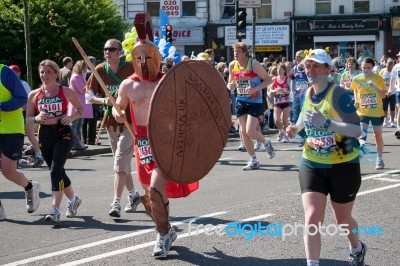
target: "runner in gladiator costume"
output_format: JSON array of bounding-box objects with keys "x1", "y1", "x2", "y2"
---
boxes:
[{"x1": 112, "y1": 13, "x2": 198, "y2": 258}]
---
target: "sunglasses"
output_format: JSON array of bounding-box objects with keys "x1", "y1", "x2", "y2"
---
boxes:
[{"x1": 103, "y1": 47, "x2": 118, "y2": 52}]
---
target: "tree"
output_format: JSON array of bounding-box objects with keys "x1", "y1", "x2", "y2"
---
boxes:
[{"x1": 0, "y1": 0, "x2": 129, "y2": 87}]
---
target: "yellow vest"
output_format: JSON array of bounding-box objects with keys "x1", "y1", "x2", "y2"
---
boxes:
[{"x1": 302, "y1": 85, "x2": 358, "y2": 164}]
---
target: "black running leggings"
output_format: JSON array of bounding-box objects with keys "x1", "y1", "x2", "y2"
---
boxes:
[{"x1": 38, "y1": 123, "x2": 73, "y2": 191}]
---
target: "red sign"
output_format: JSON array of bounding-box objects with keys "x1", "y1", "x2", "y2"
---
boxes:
[{"x1": 284, "y1": 11, "x2": 292, "y2": 16}]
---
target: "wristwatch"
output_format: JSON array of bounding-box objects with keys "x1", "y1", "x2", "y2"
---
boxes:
[{"x1": 323, "y1": 119, "x2": 331, "y2": 129}]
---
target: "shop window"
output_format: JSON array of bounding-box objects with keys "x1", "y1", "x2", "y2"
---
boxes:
[
  {"x1": 146, "y1": 0, "x2": 160, "y2": 17},
  {"x1": 353, "y1": 0, "x2": 369, "y2": 14},
  {"x1": 182, "y1": 0, "x2": 196, "y2": 17},
  {"x1": 220, "y1": 0, "x2": 235, "y2": 20},
  {"x1": 315, "y1": 0, "x2": 331, "y2": 15},
  {"x1": 257, "y1": 0, "x2": 272, "y2": 19}
]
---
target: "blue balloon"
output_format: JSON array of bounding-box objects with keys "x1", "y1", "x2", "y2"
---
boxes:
[
  {"x1": 154, "y1": 36, "x2": 160, "y2": 47},
  {"x1": 163, "y1": 43, "x2": 172, "y2": 57},
  {"x1": 174, "y1": 52, "x2": 181, "y2": 64}
]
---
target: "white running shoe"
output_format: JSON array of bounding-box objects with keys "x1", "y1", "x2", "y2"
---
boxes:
[
  {"x1": 347, "y1": 241, "x2": 367, "y2": 266},
  {"x1": 282, "y1": 135, "x2": 289, "y2": 143},
  {"x1": 109, "y1": 202, "x2": 121, "y2": 218},
  {"x1": 45, "y1": 207, "x2": 60, "y2": 224},
  {"x1": 242, "y1": 161, "x2": 260, "y2": 171},
  {"x1": 277, "y1": 132, "x2": 284, "y2": 141},
  {"x1": 375, "y1": 159, "x2": 385, "y2": 170},
  {"x1": 124, "y1": 193, "x2": 140, "y2": 213},
  {"x1": 26, "y1": 181, "x2": 40, "y2": 213},
  {"x1": 238, "y1": 142, "x2": 246, "y2": 151},
  {"x1": 66, "y1": 196, "x2": 82, "y2": 218},
  {"x1": 265, "y1": 139, "x2": 275, "y2": 159},
  {"x1": 253, "y1": 141, "x2": 261, "y2": 150},
  {"x1": 153, "y1": 232, "x2": 173, "y2": 258}
]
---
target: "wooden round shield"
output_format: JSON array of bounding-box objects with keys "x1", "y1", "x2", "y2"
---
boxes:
[{"x1": 148, "y1": 60, "x2": 231, "y2": 184}]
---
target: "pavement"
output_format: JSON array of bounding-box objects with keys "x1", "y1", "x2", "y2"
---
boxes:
[{"x1": 23, "y1": 116, "x2": 279, "y2": 159}]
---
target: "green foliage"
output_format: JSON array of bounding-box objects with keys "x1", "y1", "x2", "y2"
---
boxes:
[{"x1": 0, "y1": 0, "x2": 130, "y2": 87}]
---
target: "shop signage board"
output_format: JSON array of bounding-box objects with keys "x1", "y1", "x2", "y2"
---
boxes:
[
  {"x1": 296, "y1": 18, "x2": 380, "y2": 32},
  {"x1": 255, "y1": 46, "x2": 283, "y2": 52},
  {"x1": 225, "y1": 25, "x2": 289, "y2": 46},
  {"x1": 238, "y1": 0, "x2": 262, "y2": 8}
]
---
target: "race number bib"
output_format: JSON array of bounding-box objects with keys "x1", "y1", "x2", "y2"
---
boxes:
[
  {"x1": 137, "y1": 138, "x2": 153, "y2": 165},
  {"x1": 236, "y1": 80, "x2": 251, "y2": 96},
  {"x1": 306, "y1": 129, "x2": 337, "y2": 155},
  {"x1": 296, "y1": 80, "x2": 308, "y2": 91},
  {"x1": 274, "y1": 92, "x2": 289, "y2": 104},
  {"x1": 360, "y1": 93, "x2": 377, "y2": 109}
]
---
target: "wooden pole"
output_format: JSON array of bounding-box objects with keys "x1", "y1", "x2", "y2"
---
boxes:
[{"x1": 71, "y1": 37, "x2": 136, "y2": 140}]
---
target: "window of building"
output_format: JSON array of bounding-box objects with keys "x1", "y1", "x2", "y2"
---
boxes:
[
  {"x1": 219, "y1": 0, "x2": 235, "y2": 20},
  {"x1": 257, "y1": 0, "x2": 272, "y2": 19},
  {"x1": 146, "y1": 0, "x2": 160, "y2": 17},
  {"x1": 146, "y1": 0, "x2": 196, "y2": 17},
  {"x1": 315, "y1": 0, "x2": 331, "y2": 15},
  {"x1": 182, "y1": 0, "x2": 196, "y2": 16},
  {"x1": 354, "y1": 0, "x2": 369, "y2": 14}
]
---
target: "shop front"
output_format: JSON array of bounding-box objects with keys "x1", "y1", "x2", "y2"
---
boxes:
[
  {"x1": 293, "y1": 16, "x2": 386, "y2": 63},
  {"x1": 224, "y1": 24, "x2": 290, "y2": 62}
]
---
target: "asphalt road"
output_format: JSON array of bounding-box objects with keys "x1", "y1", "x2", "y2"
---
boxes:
[{"x1": 1, "y1": 126, "x2": 399, "y2": 265}]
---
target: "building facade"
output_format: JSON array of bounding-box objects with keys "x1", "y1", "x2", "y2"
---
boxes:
[{"x1": 119, "y1": 0, "x2": 400, "y2": 62}]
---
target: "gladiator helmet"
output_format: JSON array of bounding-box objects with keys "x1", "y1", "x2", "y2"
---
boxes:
[{"x1": 132, "y1": 13, "x2": 161, "y2": 81}]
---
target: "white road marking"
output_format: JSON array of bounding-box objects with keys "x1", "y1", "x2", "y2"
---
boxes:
[
  {"x1": 357, "y1": 183, "x2": 400, "y2": 196},
  {"x1": 362, "y1": 170, "x2": 400, "y2": 180},
  {"x1": 57, "y1": 213, "x2": 275, "y2": 266},
  {"x1": 3, "y1": 212, "x2": 227, "y2": 266},
  {"x1": 374, "y1": 177, "x2": 400, "y2": 183}
]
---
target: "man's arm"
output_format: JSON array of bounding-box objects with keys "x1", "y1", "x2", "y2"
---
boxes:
[
  {"x1": 248, "y1": 59, "x2": 273, "y2": 95},
  {"x1": 112, "y1": 79, "x2": 131, "y2": 123},
  {"x1": 0, "y1": 66, "x2": 27, "y2": 111}
]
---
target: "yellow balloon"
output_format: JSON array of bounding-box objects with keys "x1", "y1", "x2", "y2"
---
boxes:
[
  {"x1": 131, "y1": 27, "x2": 137, "y2": 34},
  {"x1": 125, "y1": 53, "x2": 132, "y2": 62},
  {"x1": 124, "y1": 32, "x2": 131, "y2": 39}
]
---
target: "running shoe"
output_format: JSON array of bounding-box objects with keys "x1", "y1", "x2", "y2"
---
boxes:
[
  {"x1": 109, "y1": 202, "x2": 121, "y2": 218},
  {"x1": 347, "y1": 241, "x2": 367, "y2": 266},
  {"x1": 253, "y1": 141, "x2": 261, "y2": 151},
  {"x1": 277, "y1": 132, "x2": 284, "y2": 142},
  {"x1": 265, "y1": 139, "x2": 275, "y2": 159},
  {"x1": 66, "y1": 195, "x2": 82, "y2": 218},
  {"x1": 45, "y1": 207, "x2": 60, "y2": 224},
  {"x1": 242, "y1": 161, "x2": 260, "y2": 171},
  {"x1": 153, "y1": 226, "x2": 176, "y2": 258},
  {"x1": 26, "y1": 181, "x2": 40, "y2": 213},
  {"x1": 32, "y1": 154, "x2": 44, "y2": 168},
  {"x1": 375, "y1": 159, "x2": 385, "y2": 170},
  {"x1": 298, "y1": 137, "x2": 306, "y2": 147},
  {"x1": 282, "y1": 134, "x2": 289, "y2": 143},
  {"x1": 238, "y1": 142, "x2": 246, "y2": 151},
  {"x1": 124, "y1": 193, "x2": 140, "y2": 213}
]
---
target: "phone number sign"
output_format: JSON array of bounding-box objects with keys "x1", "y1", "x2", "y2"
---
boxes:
[
  {"x1": 225, "y1": 25, "x2": 290, "y2": 46},
  {"x1": 161, "y1": 1, "x2": 181, "y2": 17}
]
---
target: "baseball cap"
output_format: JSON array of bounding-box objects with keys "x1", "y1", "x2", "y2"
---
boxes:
[
  {"x1": 195, "y1": 52, "x2": 209, "y2": 61},
  {"x1": 9, "y1": 64, "x2": 21, "y2": 73},
  {"x1": 301, "y1": 49, "x2": 332, "y2": 66}
]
